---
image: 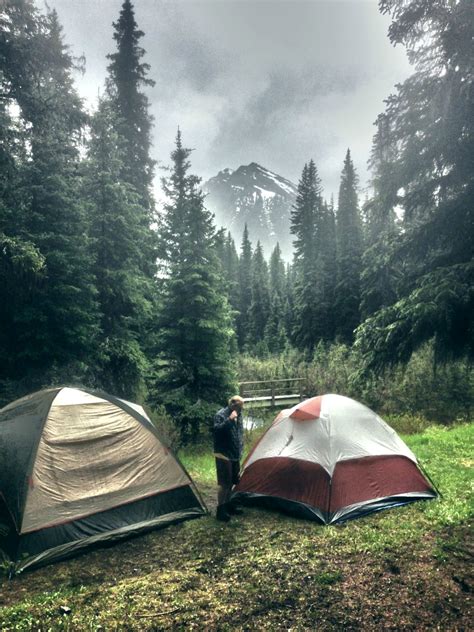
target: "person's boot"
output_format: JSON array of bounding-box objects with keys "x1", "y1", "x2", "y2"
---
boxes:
[
  {"x1": 227, "y1": 501, "x2": 244, "y2": 515},
  {"x1": 216, "y1": 504, "x2": 231, "y2": 522}
]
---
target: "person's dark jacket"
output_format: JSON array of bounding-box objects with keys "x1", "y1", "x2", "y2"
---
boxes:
[{"x1": 213, "y1": 406, "x2": 244, "y2": 461}]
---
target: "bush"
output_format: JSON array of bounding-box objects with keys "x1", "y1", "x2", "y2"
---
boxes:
[
  {"x1": 238, "y1": 340, "x2": 473, "y2": 424},
  {"x1": 147, "y1": 404, "x2": 183, "y2": 452},
  {"x1": 383, "y1": 414, "x2": 431, "y2": 435},
  {"x1": 148, "y1": 390, "x2": 221, "y2": 445}
]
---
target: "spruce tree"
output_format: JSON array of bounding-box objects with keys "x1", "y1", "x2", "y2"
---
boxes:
[
  {"x1": 0, "y1": 77, "x2": 46, "y2": 386},
  {"x1": 290, "y1": 160, "x2": 325, "y2": 351},
  {"x1": 215, "y1": 227, "x2": 227, "y2": 271},
  {"x1": 356, "y1": 0, "x2": 474, "y2": 367},
  {"x1": 264, "y1": 293, "x2": 288, "y2": 354},
  {"x1": 106, "y1": 0, "x2": 156, "y2": 277},
  {"x1": 319, "y1": 199, "x2": 337, "y2": 340},
  {"x1": 284, "y1": 262, "x2": 296, "y2": 340},
  {"x1": 0, "y1": 3, "x2": 100, "y2": 384},
  {"x1": 334, "y1": 149, "x2": 363, "y2": 344},
  {"x1": 269, "y1": 242, "x2": 286, "y2": 299},
  {"x1": 223, "y1": 231, "x2": 240, "y2": 321},
  {"x1": 83, "y1": 98, "x2": 153, "y2": 397},
  {"x1": 359, "y1": 117, "x2": 400, "y2": 319},
  {"x1": 106, "y1": 0, "x2": 155, "y2": 204},
  {"x1": 248, "y1": 241, "x2": 271, "y2": 348},
  {"x1": 265, "y1": 242, "x2": 288, "y2": 352},
  {"x1": 156, "y1": 131, "x2": 235, "y2": 409},
  {"x1": 216, "y1": 230, "x2": 240, "y2": 314},
  {"x1": 237, "y1": 224, "x2": 253, "y2": 349}
]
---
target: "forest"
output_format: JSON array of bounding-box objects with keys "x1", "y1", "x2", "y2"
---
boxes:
[
  {"x1": 0, "y1": 1, "x2": 472, "y2": 629},
  {"x1": 1, "y1": 0, "x2": 473, "y2": 439}
]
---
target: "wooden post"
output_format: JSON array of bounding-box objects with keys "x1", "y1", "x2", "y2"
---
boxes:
[
  {"x1": 239, "y1": 383, "x2": 244, "y2": 398},
  {"x1": 271, "y1": 385, "x2": 275, "y2": 407}
]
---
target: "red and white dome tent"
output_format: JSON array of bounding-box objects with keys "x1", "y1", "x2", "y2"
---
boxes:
[{"x1": 232, "y1": 394, "x2": 438, "y2": 523}]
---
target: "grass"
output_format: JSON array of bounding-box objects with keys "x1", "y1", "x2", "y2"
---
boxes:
[{"x1": 0, "y1": 422, "x2": 472, "y2": 630}]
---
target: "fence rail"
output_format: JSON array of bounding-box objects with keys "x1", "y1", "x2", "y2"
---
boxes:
[{"x1": 239, "y1": 378, "x2": 306, "y2": 407}]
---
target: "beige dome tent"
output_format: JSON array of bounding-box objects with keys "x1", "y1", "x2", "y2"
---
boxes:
[
  {"x1": 232, "y1": 394, "x2": 437, "y2": 523},
  {"x1": 0, "y1": 387, "x2": 206, "y2": 573}
]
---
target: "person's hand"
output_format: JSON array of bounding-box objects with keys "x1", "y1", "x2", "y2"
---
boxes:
[{"x1": 229, "y1": 410, "x2": 238, "y2": 420}]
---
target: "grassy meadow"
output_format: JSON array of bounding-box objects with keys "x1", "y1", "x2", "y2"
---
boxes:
[{"x1": 0, "y1": 421, "x2": 472, "y2": 630}]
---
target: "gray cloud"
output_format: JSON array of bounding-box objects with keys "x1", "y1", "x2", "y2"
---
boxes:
[{"x1": 41, "y1": 0, "x2": 412, "y2": 198}]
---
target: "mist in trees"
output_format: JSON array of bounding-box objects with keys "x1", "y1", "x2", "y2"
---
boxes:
[{"x1": 0, "y1": 0, "x2": 472, "y2": 433}]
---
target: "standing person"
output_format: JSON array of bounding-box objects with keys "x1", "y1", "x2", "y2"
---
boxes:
[{"x1": 213, "y1": 395, "x2": 245, "y2": 521}]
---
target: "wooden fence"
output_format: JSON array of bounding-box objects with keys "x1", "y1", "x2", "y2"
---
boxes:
[{"x1": 238, "y1": 378, "x2": 306, "y2": 408}]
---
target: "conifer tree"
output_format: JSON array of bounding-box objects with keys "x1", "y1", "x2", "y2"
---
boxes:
[
  {"x1": 356, "y1": 0, "x2": 474, "y2": 367},
  {"x1": 156, "y1": 131, "x2": 235, "y2": 407},
  {"x1": 237, "y1": 224, "x2": 253, "y2": 349},
  {"x1": 248, "y1": 241, "x2": 271, "y2": 347},
  {"x1": 265, "y1": 242, "x2": 288, "y2": 352},
  {"x1": 264, "y1": 293, "x2": 288, "y2": 354},
  {"x1": 290, "y1": 160, "x2": 325, "y2": 351},
  {"x1": 215, "y1": 228, "x2": 227, "y2": 271},
  {"x1": 284, "y1": 262, "x2": 296, "y2": 339},
  {"x1": 319, "y1": 198, "x2": 337, "y2": 340},
  {"x1": 106, "y1": 0, "x2": 155, "y2": 204},
  {"x1": 106, "y1": 0, "x2": 156, "y2": 277},
  {"x1": 269, "y1": 242, "x2": 286, "y2": 299},
  {"x1": 359, "y1": 117, "x2": 400, "y2": 319},
  {"x1": 0, "y1": 3, "x2": 100, "y2": 383},
  {"x1": 334, "y1": 149, "x2": 363, "y2": 344},
  {"x1": 0, "y1": 76, "x2": 46, "y2": 384},
  {"x1": 216, "y1": 230, "x2": 240, "y2": 312},
  {"x1": 223, "y1": 232, "x2": 240, "y2": 316},
  {"x1": 83, "y1": 98, "x2": 153, "y2": 397}
]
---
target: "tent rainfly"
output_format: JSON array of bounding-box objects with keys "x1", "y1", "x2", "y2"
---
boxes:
[
  {"x1": 0, "y1": 387, "x2": 206, "y2": 573},
  {"x1": 232, "y1": 394, "x2": 437, "y2": 523}
]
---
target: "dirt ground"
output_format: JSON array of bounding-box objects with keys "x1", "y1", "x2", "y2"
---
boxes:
[{"x1": 0, "y1": 479, "x2": 472, "y2": 631}]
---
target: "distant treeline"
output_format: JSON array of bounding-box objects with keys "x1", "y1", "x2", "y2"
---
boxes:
[{"x1": 0, "y1": 1, "x2": 472, "y2": 435}]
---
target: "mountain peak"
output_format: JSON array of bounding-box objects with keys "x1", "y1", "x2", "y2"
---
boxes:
[{"x1": 203, "y1": 163, "x2": 296, "y2": 259}]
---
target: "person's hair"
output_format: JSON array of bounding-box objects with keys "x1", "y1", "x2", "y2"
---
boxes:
[{"x1": 228, "y1": 395, "x2": 244, "y2": 407}]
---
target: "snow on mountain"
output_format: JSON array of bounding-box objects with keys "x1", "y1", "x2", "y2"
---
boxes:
[{"x1": 203, "y1": 162, "x2": 296, "y2": 259}]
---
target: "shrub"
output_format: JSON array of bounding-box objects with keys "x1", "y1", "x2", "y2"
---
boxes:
[
  {"x1": 238, "y1": 340, "x2": 473, "y2": 423},
  {"x1": 148, "y1": 390, "x2": 220, "y2": 445},
  {"x1": 147, "y1": 404, "x2": 182, "y2": 451}
]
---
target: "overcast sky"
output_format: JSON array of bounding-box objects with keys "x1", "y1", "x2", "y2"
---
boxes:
[{"x1": 43, "y1": 0, "x2": 412, "y2": 199}]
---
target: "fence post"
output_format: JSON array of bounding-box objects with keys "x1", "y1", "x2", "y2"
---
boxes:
[
  {"x1": 239, "y1": 383, "x2": 244, "y2": 398},
  {"x1": 271, "y1": 385, "x2": 275, "y2": 407}
]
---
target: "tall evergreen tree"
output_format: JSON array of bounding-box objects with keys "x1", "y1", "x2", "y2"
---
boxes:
[
  {"x1": 264, "y1": 293, "x2": 288, "y2": 354},
  {"x1": 265, "y1": 242, "x2": 288, "y2": 352},
  {"x1": 216, "y1": 230, "x2": 239, "y2": 311},
  {"x1": 248, "y1": 241, "x2": 271, "y2": 348},
  {"x1": 356, "y1": 0, "x2": 474, "y2": 367},
  {"x1": 156, "y1": 131, "x2": 235, "y2": 408},
  {"x1": 269, "y1": 242, "x2": 286, "y2": 299},
  {"x1": 0, "y1": 2, "x2": 100, "y2": 384},
  {"x1": 319, "y1": 198, "x2": 337, "y2": 340},
  {"x1": 359, "y1": 116, "x2": 400, "y2": 319},
  {"x1": 106, "y1": 0, "x2": 155, "y2": 204},
  {"x1": 290, "y1": 160, "x2": 326, "y2": 351},
  {"x1": 236, "y1": 224, "x2": 253, "y2": 349},
  {"x1": 334, "y1": 149, "x2": 363, "y2": 344},
  {"x1": 223, "y1": 231, "x2": 240, "y2": 316},
  {"x1": 284, "y1": 262, "x2": 296, "y2": 340},
  {"x1": 106, "y1": 0, "x2": 156, "y2": 277},
  {"x1": 83, "y1": 98, "x2": 153, "y2": 397},
  {"x1": 215, "y1": 227, "x2": 227, "y2": 271}
]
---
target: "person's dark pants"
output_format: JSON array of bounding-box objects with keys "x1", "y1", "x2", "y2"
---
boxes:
[{"x1": 215, "y1": 457, "x2": 240, "y2": 508}]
